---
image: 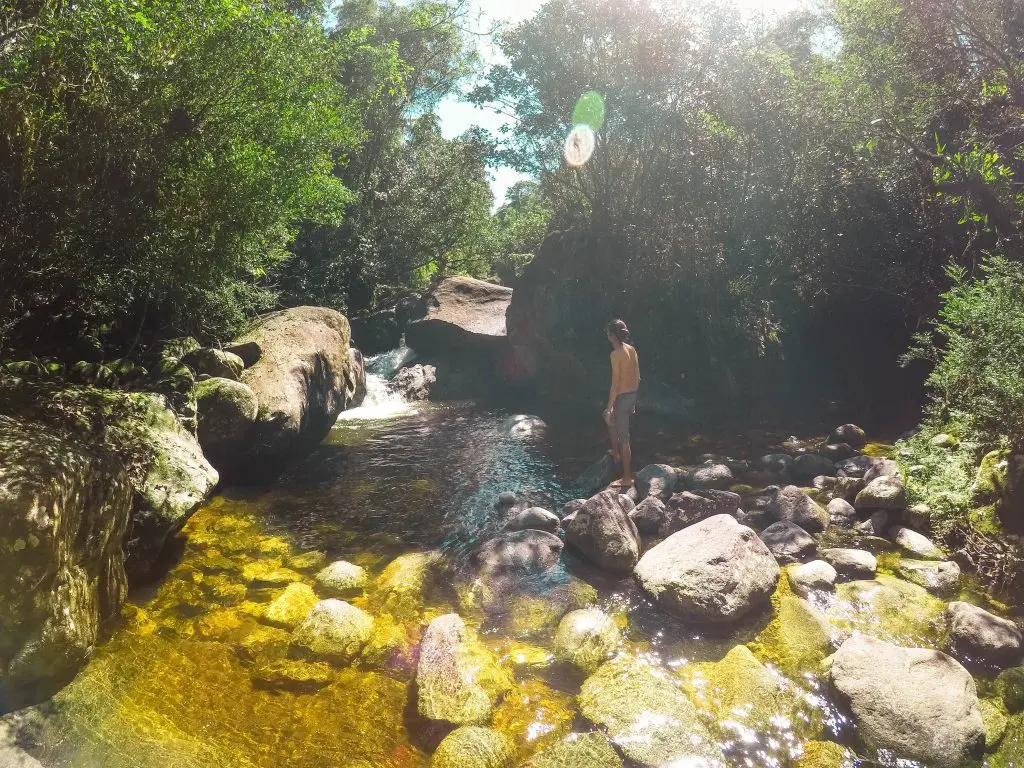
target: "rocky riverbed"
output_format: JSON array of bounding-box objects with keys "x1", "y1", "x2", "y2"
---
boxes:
[{"x1": 3, "y1": 403, "x2": 1023, "y2": 768}]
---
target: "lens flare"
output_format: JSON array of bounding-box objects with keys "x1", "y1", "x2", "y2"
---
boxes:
[
  {"x1": 573, "y1": 91, "x2": 606, "y2": 132},
  {"x1": 564, "y1": 124, "x2": 596, "y2": 167}
]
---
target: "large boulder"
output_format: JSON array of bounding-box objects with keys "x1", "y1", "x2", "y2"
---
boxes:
[
  {"x1": 226, "y1": 307, "x2": 359, "y2": 481},
  {"x1": 194, "y1": 377, "x2": 259, "y2": 471},
  {"x1": 768, "y1": 485, "x2": 829, "y2": 533},
  {"x1": 577, "y1": 655, "x2": 723, "y2": 766},
  {"x1": 946, "y1": 601, "x2": 1023, "y2": 667},
  {"x1": 563, "y1": 490, "x2": 640, "y2": 574},
  {"x1": 688, "y1": 463, "x2": 734, "y2": 490},
  {"x1": 348, "y1": 348, "x2": 367, "y2": 407},
  {"x1": 829, "y1": 635, "x2": 985, "y2": 768},
  {"x1": 0, "y1": 415, "x2": 132, "y2": 707},
  {"x1": 405, "y1": 276, "x2": 513, "y2": 355},
  {"x1": 634, "y1": 514, "x2": 779, "y2": 623},
  {"x1": 417, "y1": 614, "x2": 512, "y2": 725},
  {"x1": 854, "y1": 475, "x2": 907, "y2": 510}
]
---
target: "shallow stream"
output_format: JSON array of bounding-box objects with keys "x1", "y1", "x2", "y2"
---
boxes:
[{"x1": 7, "y1": 362, "x2": 1024, "y2": 767}]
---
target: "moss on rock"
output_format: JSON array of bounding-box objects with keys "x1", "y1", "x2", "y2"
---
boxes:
[
  {"x1": 263, "y1": 583, "x2": 318, "y2": 630},
  {"x1": 431, "y1": 726, "x2": 514, "y2": 768}
]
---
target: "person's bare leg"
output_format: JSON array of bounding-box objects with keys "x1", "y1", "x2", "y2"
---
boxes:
[
  {"x1": 610, "y1": 441, "x2": 632, "y2": 487},
  {"x1": 607, "y1": 424, "x2": 621, "y2": 462}
]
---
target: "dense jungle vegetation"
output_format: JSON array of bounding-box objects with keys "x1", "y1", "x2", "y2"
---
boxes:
[{"x1": 3, "y1": 0, "x2": 1024, "y2": 570}]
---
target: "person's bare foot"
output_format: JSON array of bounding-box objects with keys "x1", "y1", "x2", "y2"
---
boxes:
[{"x1": 609, "y1": 477, "x2": 633, "y2": 488}]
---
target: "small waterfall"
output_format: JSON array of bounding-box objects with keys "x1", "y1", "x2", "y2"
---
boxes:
[{"x1": 337, "y1": 344, "x2": 416, "y2": 421}]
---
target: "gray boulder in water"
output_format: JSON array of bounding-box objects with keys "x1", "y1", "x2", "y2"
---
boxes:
[
  {"x1": 573, "y1": 454, "x2": 618, "y2": 497},
  {"x1": 946, "y1": 601, "x2": 1023, "y2": 667},
  {"x1": 634, "y1": 463, "x2": 677, "y2": 500},
  {"x1": 389, "y1": 364, "x2": 436, "y2": 401},
  {"x1": 634, "y1": 514, "x2": 779, "y2": 623},
  {"x1": 821, "y1": 548, "x2": 877, "y2": 580},
  {"x1": 553, "y1": 608, "x2": 620, "y2": 672},
  {"x1": 759, "y1": 520, "x2": 816, "y2": 564},
  {"x1": 829, "y1": 634, "x2": 985, "y2": 768},
  {"x1": 768, "y1": 485, "x2": 829, "y2": 533},
  {"x1": 289, "y1": 599, "x2": 373, "y2": 663},
  {"x1": 503, "y1": 507, "x2": 560, "y2": 534},
  {"x1": 564, "y1": 490, "x2": 641, "y2": 574}
]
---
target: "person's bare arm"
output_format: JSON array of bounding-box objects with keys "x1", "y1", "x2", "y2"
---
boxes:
[{"x1": 606, "y1": 351, "x2": 621, "y2": 413}]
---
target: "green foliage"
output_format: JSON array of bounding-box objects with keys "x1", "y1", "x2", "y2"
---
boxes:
[
  {"x1": 0, "y1": 0, "x2": 361, "y2": 353},
  {"x1": 904, "y1": 256, "x2": 1024, "y2": 449}
]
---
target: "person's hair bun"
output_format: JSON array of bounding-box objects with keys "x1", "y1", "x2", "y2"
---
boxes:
[{"x1": 607, "y1": 319, "x2": 630, "y2": 343}]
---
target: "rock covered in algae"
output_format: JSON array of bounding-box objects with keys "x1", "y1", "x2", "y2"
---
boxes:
[
  {"x1": 553, "y1": 608, "x2": 619, "y2": 672},
  {"x1": 895, "y1": 558, "x2": 961, "y2": 598},
  {"x1": 577, "y1": 655, "x2": 723, "y2": 767},
  {"x1": 369, "y1": 551, "x2": 448, "y2": 621},
  {"x1": 491, "y1": 679, "x2": 576, "y2": 757},
  {"x1": 997, "y1": 666, "x2": 1024, "y2": 713},
  {"x1": 829, "y1": 634, "x2": 985, "y2": 768},
  {"x1": 523, "y1": 731, "x2": 623, "y2": 768},
  {"x1": 263, "y1": 583, "x2": 318, "y2": 629},
  {"x1": 787, "y1": 560, "x2": 837, "y2": 596},
  {"x1": 981, "y1": 697, "x2": 1010, "y2": 751},
  {"x1": 417, "y1": 613, "x2": 512, "y2": 725},
  {"x1": 236, "y1": 624, "x2": 291, "y2": 664},
  {"x1": 634, "y1": 513, "x2": 779, "y2": 624},
  {"x1": 289, "y1": 599, "x2": 373, "y2": 663},
  {"x1": 794, "y1": 740, "x2": 852, "y2": 768},
  {"x1": 431, "y1": 726, "x2": 514, "y2": 768},
  {"x1": 250, "y1": 659, "x2": 333, "y2": 692},
  {"x1": 751, "y1": 587, "x2": 833, "y2": 675},
  {"x1": 826, "y1": 574, "x2": 946, "y2": 647},
  {"x1": 359, "y1": 614, "x2": 419, "y2": 680},
  {"x1": 194, "y1": 377, "x2": 258, "y2": 470},
  {"x1": 241, "y1": 560, "x2": 303, "y2": 586},
  {"x1": 314, "y1": 560, "x2": 368, "y2": 598}
]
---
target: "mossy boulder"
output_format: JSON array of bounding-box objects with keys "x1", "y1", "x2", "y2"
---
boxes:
[
  {"x1": 182, "y1": 347, "x2": 245, "y2": 380},
  {"x1": 360, "y1": 614, "x2": 419, "y2": 680},
  {"x1": 314, "y1": 560, "x2": 368, "y2": 598},
  {"x1": 236, "y1": 624, "x2": 291, "y2": 664},
  {"x1": 895, "y1": 559, "x2": 961, "y2": 598},
  {"x1": 491, "y1": 679, "x2": 575, "y2": 758},
  {"x1": 431, "y1": 726, "x2": 514, "y2": 768},
  {"x1": 578, "y1": 655, "x2": 723, "y2": 766},
  {"x1": 417, "y1": 613, "x2": 512, "y2": 725},
  {"x1": 240, "y1": 561, "x2": 303, "y2": 586},
  {"x1": 997, "y1": 666, "x2": 1024, "y2": 713},
  {"x1": 226, "y1": 306, "x2": 360, "y2": 482},
  {"x1": 194, "y1": 377, "x2": 258, "y2": 471},
  {"x1": 263, "y1": 583, "x2": 318, "y2": 630},
  {"x1": 552, "y1": 608, "x2": 619, "y2": 672},
  {"x1": 827, "y1": 574, "x2": 946, "y2": 648},
  {"x1": 289, "y1": 599, "x2": 374, "y2": 664},
  {"x1": 524, "y1": 732, "x2": 623, "y2": 768},
  {"x1": 0, "y1": 414, "x2": 132, "y2": 706},
  {"x1": 794, "y1": 741, "x2": 852, "y2": 768},
  {"x1": 751, "y1": 585, "x2": 833, "y2": 675},
  {"x1": 981, "y1": 698, "x2": 1010, "y2": 751}
]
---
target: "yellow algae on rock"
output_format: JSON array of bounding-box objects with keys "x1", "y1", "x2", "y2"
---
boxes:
[
  {"x1": 826, "y1": 573, "x2": 946, "y2": 648},
  {"x1": 286, "y1": 550, "x2": 328, "y2": 572},
  {"x1": 263, "y1": 583, "x2": 318, "y2": 630},
  {"x1": 240, "y1": 560, "x2": 303, "y2": 586},
  {"x1": 194, "y1": 609, "x2": 246, "y2": 641},
  {"x1": 250, "y1": 659, "x2": 334, "y2": 692},
  {"x1": 432, "y1": 726, "x2": 514, "y2": 768},
  {"x1": 370, "y1": 551, "x2": 451, "y2": 621},
  {"x1": 290, "y1": 599, "x2": 374, "y2": 664},
  {"x1": 795, "y1": 740, "x2": 853, "y2": 768},
  {"x1": 491, "y1": 679, "x2": 575, "y2": 759},
  {"x1": 750, "y1": 577, "x2": 833, "y2": 675},
  {"x1": 360, "y1": 613, "x2": 420, "y2": 681}
]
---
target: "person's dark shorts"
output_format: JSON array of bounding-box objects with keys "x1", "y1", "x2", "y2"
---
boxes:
[{"x1": 611, "y1": 391, "x2": 637, "y2": 444}]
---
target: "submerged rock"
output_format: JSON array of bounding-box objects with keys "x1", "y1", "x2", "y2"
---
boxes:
[
  {"x1": 996, "y1": 666, "x2": 1024, "y2": 713},
  {"x1": 946, "y1": 601, "x2": 1023, "y2": 667},
  {"x1": 895, "y1": 559, "x2": 961, "y2": 598},
  {"x1": 250, "y1": 659, "x2": 333, "y2": 692},
  {"x1": 369, "y1": 551, "x2": 447, "y2": 621},
  {"x1": 827, "y1": 574, "x2": 946, "y2": 646},
  {"x1": 760, "y1": 520, "x2": 816, "y2": 564},
  {"x1": 417, "y1": 613, "x2": 512, "y2": 725},
  {"x1": 889, "y1": 525, "x2": 945, "y2": 559},
  {"x1": 552, "y1": 608, "x2": 619, "y2": 672},
  {"x1": 469, "y1": 529, "x2": 564, "y2": 604},
  {"x1": 563, "y1": 490, "x2": 640, "y2": 574},
  {"x1": 431, "y1": 726, "x2": 514, "y2": 768},
  {"x1": 578, "y1": 655, "x2": 723, "y2": 767},
  {"x1": 635, "y1": 514, "x2": 779, "y2": 623},
  {"x1": 290, "y1": 599, "x2": 374, "y2": 663},
  {"x1": 314, "y1": 561, "x2": 368, "y2": 598},
  {"x1": 263, "y1": 583, "x2": 318, "y2": 630},
  {"x1": 829, "y1": 634, "x2": 985, "y2": 768},
  {"x1": 524, "y1": 731, "x2": 623, "y2": 768}
]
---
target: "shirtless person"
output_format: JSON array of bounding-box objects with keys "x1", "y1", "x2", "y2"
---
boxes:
[{"x1": 604, "y1": 319, "x2": 640, "y2": 488}]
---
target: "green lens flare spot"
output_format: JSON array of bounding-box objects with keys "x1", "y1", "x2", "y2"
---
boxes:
[{"x1": 572, "y1": 91, "x2": 605, "y2": 132}]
